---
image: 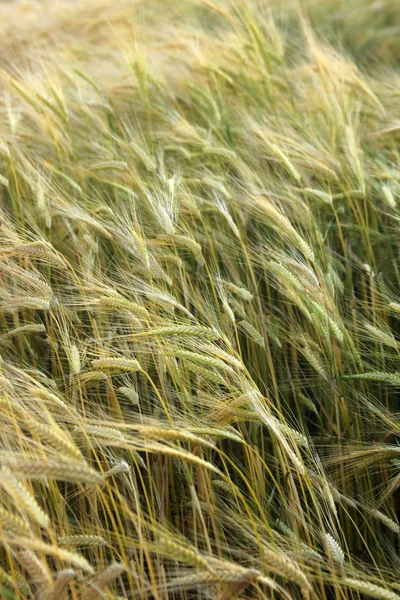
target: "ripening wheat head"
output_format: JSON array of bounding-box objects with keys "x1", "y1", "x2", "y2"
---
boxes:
[{"x1": 0, "y1": 0, "x2": 398, "y2": 599}]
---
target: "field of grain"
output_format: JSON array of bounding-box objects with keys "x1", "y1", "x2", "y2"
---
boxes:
[{"x1": 0, "y1": 1, "x2": 399, "y2": 598}]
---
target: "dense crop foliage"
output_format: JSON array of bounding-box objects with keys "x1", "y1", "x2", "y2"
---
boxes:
[{"x1": 0, "y1": 0, "x2": 399, "y2": 598}]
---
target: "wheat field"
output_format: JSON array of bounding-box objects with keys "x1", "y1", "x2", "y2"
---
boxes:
[{"x1": 0, "y1": 0, "x2": 399, "y2": 598}]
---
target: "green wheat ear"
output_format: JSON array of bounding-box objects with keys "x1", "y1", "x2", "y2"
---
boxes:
[{"x1": 0, "y1": 586, "x2": 19, "y2": 600}]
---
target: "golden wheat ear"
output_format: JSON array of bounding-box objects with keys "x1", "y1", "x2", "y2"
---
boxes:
[{"x1": 0, "y1": 0, "x2": 399, "y2": 597}]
